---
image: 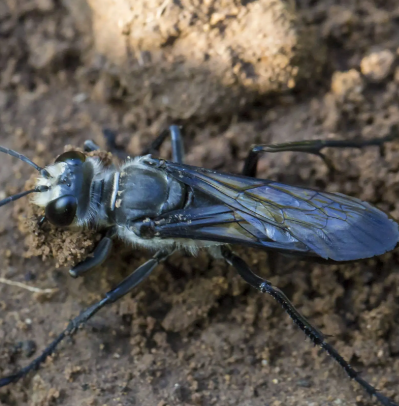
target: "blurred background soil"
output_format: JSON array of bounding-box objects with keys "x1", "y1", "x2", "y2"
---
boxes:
[{"x1": 1, "y1": 0, "x2": 399, "y2": 405}]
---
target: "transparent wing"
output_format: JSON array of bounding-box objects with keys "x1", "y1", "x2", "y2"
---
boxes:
[{"x1": 148, "y1": 159, "x2": 399, "y2": 261}]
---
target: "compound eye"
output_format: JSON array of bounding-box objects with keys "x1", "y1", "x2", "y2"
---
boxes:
[
  {"x1": 45, "y1": 195, "x2": 77, "y2": 227},
  {"x1": 55, "y1": 151, "x2": 86, "y2": 165}
]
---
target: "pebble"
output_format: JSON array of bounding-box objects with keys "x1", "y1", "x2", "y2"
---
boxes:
[{"x1": 360, "y1": 49, "x2": 395, "y2": 82}]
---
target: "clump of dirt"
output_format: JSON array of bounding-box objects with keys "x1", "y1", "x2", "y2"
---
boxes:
[
  {"x1": 69, "y1": 0, "x2": 325, "y2": 118},
  {"x1": 13, "y1": 147, "x2": 113, "y2": 267},
  {"x1": 1, "y1": 1, "x2": 399, "y2": 406}
]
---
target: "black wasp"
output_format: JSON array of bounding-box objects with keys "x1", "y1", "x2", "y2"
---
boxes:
[{"x1": 0, "y1": 125, "x2": 398, "y2": 406}]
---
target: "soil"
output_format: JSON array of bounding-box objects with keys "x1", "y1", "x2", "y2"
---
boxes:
[{"x1": 1, "y1": 1, "x2": 399, "y2": 406}]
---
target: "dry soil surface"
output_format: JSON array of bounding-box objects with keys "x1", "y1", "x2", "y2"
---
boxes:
[{"x1": 1, "y1": 1, "x2": 399, "y2": 406}]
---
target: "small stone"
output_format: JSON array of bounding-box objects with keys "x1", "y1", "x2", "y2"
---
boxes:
[
  {"x1": 0, "y1": 2, "x2": 10, "y2": 19},
  {"x1": 35, "y1": 0, "x2": 54, "y2": 12},
  {"x1": 17, "y1": 340, "x2": 37, "y2": 357},
  {"x1": 92, "y1": 74, "x2": 116, "y2": 103},
  {"x1": 29, "y1": 37, "x2": 69, "y2": 70},
  {"x1": 297, "y1": 379, "x2": 311, "y2": 388},
  {"x1": 331, "y1": 69, "x2": 364, "y2": 98},
  {"x1": 0, "y1": 91, "x2": 9, "y2": 109},
  {"x1": 73, "y1": 93, "x2": 88, "y2": 104},
  {"x1": 360, "y1": 49, "x2": 395, "y2": 82}
]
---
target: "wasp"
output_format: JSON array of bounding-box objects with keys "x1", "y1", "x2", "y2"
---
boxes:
[{"x1": 0, "y1": 126, "x2": 398, "y2": 406}]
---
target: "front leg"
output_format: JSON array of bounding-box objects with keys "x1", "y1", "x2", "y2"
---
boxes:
[
  {"x1": 69, "y1": 227, "x2": 117, "y2": 278},
  {"x1": 83, "y1": 129, "x2": 127, "y2": 158},
  {"x1": 83, "y1": 140, "x2": 101, "y2": 152},
  {"x1": 0, "y1": 249, "x2": 172, "y2": 387}
]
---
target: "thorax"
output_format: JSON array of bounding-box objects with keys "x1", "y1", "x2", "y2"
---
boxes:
[{"x1": 96, "y1": 157, "x2": 186, "y2": 227}]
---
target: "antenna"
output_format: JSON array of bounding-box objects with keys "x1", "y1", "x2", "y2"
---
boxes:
[
  {"x1": 0, "y1": 146, "x2": 51, "y2": 178},
  {"x1": 0, "y1": 185, "x2": 49, "y2": 208}
]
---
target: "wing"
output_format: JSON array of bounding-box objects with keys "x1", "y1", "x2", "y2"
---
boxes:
[
  {"x1": 152, "y1": 203, "x2": 312, "y2": 255},
  {"x1": 145, "y1": 159, "x2": 399, "y2": 261}
]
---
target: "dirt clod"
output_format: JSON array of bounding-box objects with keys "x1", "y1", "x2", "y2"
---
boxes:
[{"x1": 361, "y1": 49, "x2": 396, "y2": 82}]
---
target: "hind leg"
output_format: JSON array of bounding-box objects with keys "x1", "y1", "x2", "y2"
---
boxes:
[{"x1": 221, "y1": 246, "x2": 398, "y2": 406}]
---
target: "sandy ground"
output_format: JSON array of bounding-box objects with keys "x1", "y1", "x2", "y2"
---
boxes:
[{"x1": 1, "y1": 0, "x2": 399, "y2": 405}]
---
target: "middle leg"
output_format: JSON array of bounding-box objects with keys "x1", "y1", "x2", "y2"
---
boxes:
[
  {"x1": 141, "y1": 125, "x2": 185, "y2": 164},
  {"x1": 242, "y1": 125, "x2": 399, "y2": 177},
  {"x1": 84, "y1": 125, "x2": 185, "y2": 163}
]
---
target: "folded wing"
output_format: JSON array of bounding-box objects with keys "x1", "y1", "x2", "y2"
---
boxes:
[{"x1": 150, "y1": 160, "x2": 399, "y2": 261}]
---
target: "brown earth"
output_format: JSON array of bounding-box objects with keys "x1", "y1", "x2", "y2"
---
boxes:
[{"x1": 1, "y1": 1, "x2": 399, "y2": 406}]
